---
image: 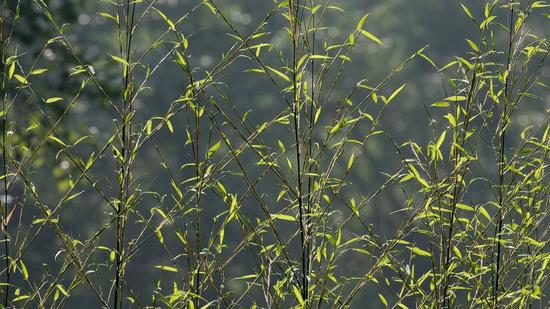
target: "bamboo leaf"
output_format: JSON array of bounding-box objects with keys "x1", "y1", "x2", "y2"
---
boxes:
[
  {"x1": 155, "y1": 265, "x2": 178, "y2": 272},
  {"x1": 8, "y1": 62, "x2": 15, "y2": 79},
  {"x1": 265, "y1": 66, "x2": 290, "y2": 82},
  {"x1": 270, "y1": 214, "x2": 296, "y2": 221},
  {"x1": 48, "y1": 136, "x2": 67, "y2": 147},
  {"x1": 465, "y1": 39, "x2": 479, "y2": 52},
  {"x1": 109, "y1": 55, "x2": 129, "y2": 67},
  {"x1": 435, "y1": 131, "x2": 446, "y2": 149},
  {"x1": 293, "y1": 285, "x2": 305, "y2": 306},
  {"x1": 45, "y1": 97, "x2": 64, "y2": 104},
  {"x1": 444, "y1": 95, "x2": 467, "y2": 102},
  {"x1": 356, "y1": 13, "x2": 369, "y2": 31},
  {"x1": 207, "y1": 140, "x2": 222, "y2": 158},
  {"x1": 154, "y1": 8, "x2": 176, "y2": 31},
  {"x1": 461, "y1": 3, "x2": 474, "y2": 20},
  {"x1": 31, "y1": 68, "x2": 48, "y2": 75},
  {"x1": 20, "y1": 260, "x2": 29, "y2": 280},
  {"x1": 378, "y1": 294, "x2": 388, "y2": 306},
  {"x1": 385, "y1": 84, "x2": 406, "y2": 104},
  {"x1": 409, "y1": 246, "x2": 432, "y2": 257},
  {"x1": 360, "y1": 30, "x2": 383, "y2": 45},
  {"x1": 14, "y1": 74, "x2": 29, "y2": 85},
  {"x1": 480, "y1": 16, "x2": 496, "y2": 29},
  {"x1": 56, "y1": 284, "x2": 70, "y2": 297}
]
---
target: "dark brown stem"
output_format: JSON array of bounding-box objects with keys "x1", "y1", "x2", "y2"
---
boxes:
[
  {"x1": 494, "y1": 2, "x2": 514, "y2": 305},
  {"x1": 114, "y1": 2, "x2": 136, "y2": 309},
  {"x1": 1, "y1": 0, "x2": 10, "y2": 306}
]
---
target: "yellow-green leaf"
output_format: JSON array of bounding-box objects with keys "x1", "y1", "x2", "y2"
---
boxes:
[
  {"x1": 56, "y1": 284, "x2": 70, "y2": 297},
  {"x1": 431, "y1": 101, "x2": 450, "y2": 107},
  {"x1": 155, "y1": 265, "x2": 178, "y2": 272},
  {"x1": 461, "y1": 3, "x2": 474, "y2": 20},
  {"x1": 356, "y1": 13, "x2": 369, "y2": 31},
  {"x1": 385, "y1": 84, "x2": 406, "y2": 104},
  {"x1": 409, "y1": 246, "x2": 432, "y2": 257},
  {"x1": 8, "y1": 62, "x2": 15, "y2": 79},
  {"x1": 20, "y1": 260, "x2": 29, "y2": 280},
  {"x1": 465, "y1": 39, "x2": 479, "y2": 52},
  {"x1": 45, "y1": 97, "x2": 63, "y2": 104},
  {"x1": 31, "y1": 68, "x2": 48, "y2": 75},
  {"x1": 293, "y1": 285, "x2": 305, "y2": 306},
  {"x1": 48, "y1": 136, "x2": 67, "y2": 147},
  {"x1": 266, "y1": 66, "x2": 290, "y2": 82},
  {"x1": 14, "y1": 74, "x2": 28, "y2": 85},
  {"x1": 207, "y1": 140, "x2": 222, "y2": 158},
  {"x1": 154, "y1": 8, "x2": 176, "y2": 31},
  {"x1": 378, "y1": 294, "x2": 388, "y2": 306},
  {"x1": 110, "y1": 55, "x2": 129, "y2": 67},
  {"x1": 360, "y1": 30, "x2": 383, "y2": 45},
  {"x1": 270, "y1": 214, "x2": 296, "y2": 222},
  {"x1": 444, "y1": 95, "x2": 467, "y2": 102}
]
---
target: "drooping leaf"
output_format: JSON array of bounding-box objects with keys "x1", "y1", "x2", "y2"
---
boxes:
[{"x1": 360, "y1": 30, "x2": 383, "y2": 45}]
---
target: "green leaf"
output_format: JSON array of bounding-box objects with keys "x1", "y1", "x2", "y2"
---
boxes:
[
  {"x1": 465, "y1": 39, "x2": 479, "y2": 52},
  {"x1": 233, "y1": 274, "x2": 258, "y2": 280},
  {"x1": 32, "y1": 218, "x2": 59, "y2": 225},
  {"x1": 532, "y1": 1, "x2": 550, "y2": 8},
  {"x1": 445, "y1": 113, "x2": 457, "y2": 127},
  {"x1": 327, "y1": 5, "x2": 345, "y2": 13},
  {"x1": 378, "y1": 294, "x2": 388, "y2": 307},
  {"x1": 444, "y1": 95, "x2": 467, "y2": 102},
  {"x1": 347, "y1": 153, "x2": 355, "y2": 170},
  {"x1": 207, "y1": 140, "x2": 222, "y2": 158},
  {"x1": 314, "y1": 107, "x2": 322, "y2": 123},
  {"x1": 45, "y1": 97, "x2": 63, "y2": 104},
  {"x1": 109, "y1": 55, "x2": 129, "y2": 67},
  {"x1": 460, "y1": 3, "x2": 474, "y2": 20},
  {"x1": 270, "y1": 214, "x2": 296, "y2": 222},
  {"x1": 99, "y1": 12, "x2": 119, "y2": 24},
  {"x1": 31, "y1": 68, "x2": 48, "y2": 75},
  {"x1": 453, "y1": 246, "x2": 462, "y2": 259},
  {"x1": 277, "y1": 140, "x2": 285, "y2": 152},
  {"x1": 526, "y1": 237, "x2": 545, "y2": 247},
  {"x1": 13, "y1": 295, "x2": 30, "y2": 302},
  {"x1": 309, "y1": 55, "x2": 331, "y2": 60},
  {"x1": 456, "y1": 203, "x2": 474, "y2": 211},
  {"x1": 166, "y1": 120, "x2": 174, "y2": 133},
  {"x1": 56, "y1": 284, "x2": 70, "y2": 297},
  {"x1": 356, "y1": 13, "x2": 369, "y2": 31},
  {"x1": 385, "y1": 84, "x2": 406, "y2": 104},
  {"x1": 155, "y1": 265, "x2": 178, "y2": 272},
  {"x1": 360, "y1": 30, "x2": 383, "y2": 45},
  {"x1": 311, "y1": 4, "x2": 321, "y2": 14},
  {"x1": 409, "y1": 246, "x2": 432, "y2": 257},
  {"x1": 400, "y1": 173, "x2": 415, "y2": 183},
  {"x1": 203, "y1": 0, "x2": 218, "y2": 15},
  {"x1": 478, "y1": 207, "x2": 491, "y2": 221},
  {"x1": 431, "y1": 101, "x2": 450, "y2": 107},
  {"x1": 292, "y1": 285, "x2": 305, "y2": 306},
  {"x1": 48, "y1": 136, "x2": 67, "y2": 147},
  {"x1": 8, "y1": 62, "x2": 15, "y2": 79},
  {"x1": 14, "y1": 74, "x2": 28, "y2": 85},
  {"x1": 480, "y1": 16, "x2": 496, "y2": 29},
  {"x1": 154, "y1": 8, "x2": 176, "y2": 31},
  {"x1": 265, "y1": 66, "x2": 290, "y2": 82},
  {"x1": 20, "y1": 260, "x2": 29, "y2": 280},
  {"x1": 175, "y1": 51, "x2": 188, "y2": 70},
  {"x1": 171, "y1": 180, "x2": 183, "y2": 199},
  {"x1": 435, "y1": 131, "x2": 446, "y2": 149}
]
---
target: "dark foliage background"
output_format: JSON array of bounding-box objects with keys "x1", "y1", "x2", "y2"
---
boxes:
[{"x1": 1, "y1": 0, "x2": 548, "y2": 308}]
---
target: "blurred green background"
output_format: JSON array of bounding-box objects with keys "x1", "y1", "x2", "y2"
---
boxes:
[{"x1": 4, "y1": 0, "x2": 549, "y2": 307}]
